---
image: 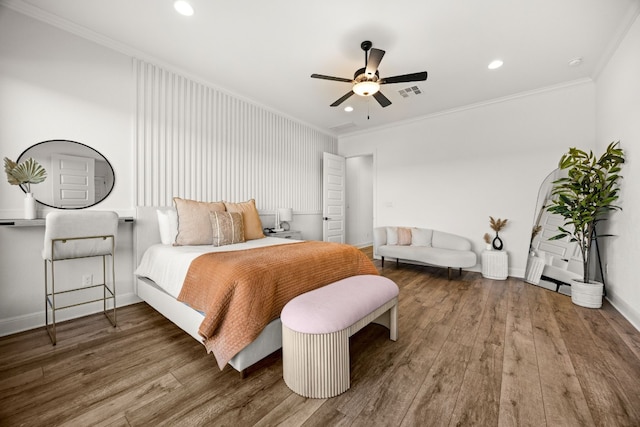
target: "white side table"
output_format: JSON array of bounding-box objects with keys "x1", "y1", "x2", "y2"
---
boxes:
[
  {"x1": 482, "y1": 250, "x2": 508, "y2": 280},
  {"x1": 525, "y1": 255, "x2": 545, "y2": 285}
]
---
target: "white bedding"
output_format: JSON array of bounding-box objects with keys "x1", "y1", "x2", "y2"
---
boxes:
[{"x1": 134, "y1": 237, "x2": 300, "y2": 298}]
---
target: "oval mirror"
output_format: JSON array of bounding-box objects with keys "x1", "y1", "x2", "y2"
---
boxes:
[{"x1": 17, "y1": 140, "x2": 115, "y2": 209}]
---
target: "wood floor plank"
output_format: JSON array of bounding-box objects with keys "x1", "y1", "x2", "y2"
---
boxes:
[
  {"x1": 498, "y1": 279, "x2": 546, "y2": 427},
  {"x1": 549, "y1": 292, "x2": 638, "y2": 426},
  {"x1": 525, "y1": 283, "x2": 595, "y2": 426},
  {"x1": 449, "y1": 278, "x2": 507, "y2": 426},
  {"x1": 2, "y1": 263, "x2": 640, "y2": 426}
]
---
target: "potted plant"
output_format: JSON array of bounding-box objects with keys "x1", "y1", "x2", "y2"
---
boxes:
[{"x1": 546, "y1": 141, "x2": 624, "y2": 308}]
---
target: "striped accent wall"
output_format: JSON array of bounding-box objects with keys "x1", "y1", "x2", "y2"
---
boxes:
[{"x1": 134, "y1": 59, "x2": 337, "y2": 213}]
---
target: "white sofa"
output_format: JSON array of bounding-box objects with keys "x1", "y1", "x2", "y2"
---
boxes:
[{"x1": 373, "y1": 226, "x2": 477, "y2": 279}]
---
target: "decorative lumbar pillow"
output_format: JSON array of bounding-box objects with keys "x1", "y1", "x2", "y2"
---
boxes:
[
  {"x1": 210, "y1": 211, "x2": 245, "y2": 247},
  {"x1": 397, "y1": 227, "x2": 412, "y2": 246},
  {"x1": 224, "y1": 199, "x2": 265, "y2": 240},
  {"x1": 156, "y1": 208, "x2": 178, "y2": 245},
  {"x1": 386, "y1": 227, "x2": 398, "y2": 245},
  {"x1": 174, "y1": 197, "x2": 226, "y2": 245},
  {"x1": 411, "y1": 228, "x2": 433, "y2": 247}
]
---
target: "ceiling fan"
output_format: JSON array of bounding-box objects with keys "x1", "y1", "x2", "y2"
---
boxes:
[{"x1": 311, "y1": 40, "x2": 428, "y2": 108}]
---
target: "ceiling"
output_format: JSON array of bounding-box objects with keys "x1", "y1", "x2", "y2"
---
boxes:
[{"x1": 4, "y1": 0, "x2": 640, "y2": 136}]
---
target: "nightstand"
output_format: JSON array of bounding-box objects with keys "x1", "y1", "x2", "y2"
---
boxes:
[{"x1": 267, "y1": 230, "x2": 302, "y2": 240}]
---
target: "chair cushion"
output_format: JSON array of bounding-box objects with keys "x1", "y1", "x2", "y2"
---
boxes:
[{"x1": 43, "y1": 211, "x2": 119, "y2": 260}]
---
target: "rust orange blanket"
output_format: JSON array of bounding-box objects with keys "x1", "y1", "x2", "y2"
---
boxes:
[{"x1": 178, "y1": 240, "x2": 379, "y2": 369}]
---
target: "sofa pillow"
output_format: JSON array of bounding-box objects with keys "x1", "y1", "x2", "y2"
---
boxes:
[
  {"x1": 397, "y1": 227, "x2": 412, "y2": 246},
  {"x1": 224, "y1": 199, "x2": 265, "y2": 240},
  {"x1": 174, "y1": 197, "x2": 226, "y2": 245},
  {"x1": 411, "y1": 228, "x2": 433, "y2": 247},
  {"x1": 156, "y1": 208, "x2": 178, "y2": 245},
  {"x1": 210, "y1": 212, "x2": 245, "y2": 247},
  {"x1": 386, "y1": 227, "x2": 398, "y2": 245}
]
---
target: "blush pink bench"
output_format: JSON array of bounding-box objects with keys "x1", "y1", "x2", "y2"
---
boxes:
[{"x1": 281, "y1": 274, "x2": 399, "y2": 398}]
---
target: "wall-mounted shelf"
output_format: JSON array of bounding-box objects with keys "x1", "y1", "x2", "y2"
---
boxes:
[{"x1": 0, "y1": 217, "x2": 134, "y2": 227}]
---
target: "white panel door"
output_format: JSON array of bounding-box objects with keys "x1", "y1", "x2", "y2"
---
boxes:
[
  {"x1": 322, "y1": 152, "x2": 345, "y2": 243},
  {"x1": 533, "y1": 199, "x2": 581, "y2": 263},
  {"x1": 52, "y1": 154, "x2": 95, "y2": 208}
]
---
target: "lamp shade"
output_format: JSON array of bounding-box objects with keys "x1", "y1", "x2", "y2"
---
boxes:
[
  {"x1": 352, "y1": 81, "x2": 380, "y2": 96},
  {"x1": 278, "y1": 208, "x2": 293, "y2": 222}
]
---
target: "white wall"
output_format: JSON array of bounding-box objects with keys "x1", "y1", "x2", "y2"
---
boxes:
[
  {"x1": 339, "y1": 81, "x2": 596, "y2": 277},
  {"x1": 346, "y1": 155, "x2": 373, "y2": 247},
  {"x1": 0, "y1": 8, "x2": 137, "y2": 334},
  {"x1": 595, "y1": 14, "x2": 640, "y2": 329},
  {"x1": 0, "y1": 8, "x2": 333, "y2": 335}
]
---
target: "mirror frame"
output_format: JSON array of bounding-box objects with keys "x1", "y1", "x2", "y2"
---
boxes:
[{"x1": 17, "y1": 139, "x2": 115, "y2": 209}]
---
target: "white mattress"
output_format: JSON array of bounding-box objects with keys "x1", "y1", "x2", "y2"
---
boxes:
[{"x1": 134, "y1": 237, "x2": 300, "y2": 298}]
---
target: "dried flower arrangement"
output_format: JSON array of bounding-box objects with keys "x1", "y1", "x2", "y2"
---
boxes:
[
  {"x1": 483, "y1": 233, "x2": 491, "y2": 244},
  {"x1": 489, "y1": 216, "x2": 508, "y2": 232}
]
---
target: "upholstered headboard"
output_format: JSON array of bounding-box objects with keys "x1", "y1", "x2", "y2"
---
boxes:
[{"x1": 135, "y1": 206, "x2": 167, "y2": 265}]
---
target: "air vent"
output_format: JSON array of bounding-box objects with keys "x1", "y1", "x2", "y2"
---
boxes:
[
  {"x1": 329, "y1": 122, "x2": 357, "y2": 132},
  {"x1": 398, "y1": 86, "x2": 422, "y2": 98}
]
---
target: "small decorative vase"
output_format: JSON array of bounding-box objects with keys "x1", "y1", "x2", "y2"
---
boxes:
[
  {"x1": 485, "y1": 243, "x2": 492, "y2": 251},
  {"x1": 492, "y1": 233, "x2": 503, "y2": 251},
  {"x1": 24, "y1": 192, "x2": 36, "y2": 219}
]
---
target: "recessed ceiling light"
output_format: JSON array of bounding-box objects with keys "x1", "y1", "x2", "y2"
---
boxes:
[
  {"x1": 344, "y1": 106, "x2": 354, "y2": 112},
  {"x1": 174, "y1": 1, "x2": 194, "y2": 16},
  {"x1": 488, "y1": 59, "x2": 503, "y2": 70}
]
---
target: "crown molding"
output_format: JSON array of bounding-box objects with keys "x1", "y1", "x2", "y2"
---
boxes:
[
  {"x1": 339, "y1": 78, "x2": 594, "y2": 139},
  {"x1": 0, "y1": 0, "x2": 337, "y2": 139}
]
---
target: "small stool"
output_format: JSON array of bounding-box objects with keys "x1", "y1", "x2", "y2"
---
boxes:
[{"x1": 281, "y1": 274, "x2": 399, "y2": 398}]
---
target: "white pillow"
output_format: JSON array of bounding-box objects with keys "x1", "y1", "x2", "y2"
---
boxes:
[
  {"x1": 411, "y1": 228, "x2": 433, "y2": 247},
  {"x1": 386, "y1": 227, "x2": 398, "y2": 245},
  {"x1": 157, "y1": 208, "x2": 178, "y2": 245}
]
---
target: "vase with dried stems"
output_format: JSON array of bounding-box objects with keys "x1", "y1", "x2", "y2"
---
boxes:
[{"x1": 489, "y1": 216, "x2": 508, "y2": 251}]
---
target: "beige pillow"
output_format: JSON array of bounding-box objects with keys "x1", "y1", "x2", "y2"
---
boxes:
[
  {"x1": 397, "y1": 227, "x2": 412, "y2": 246},
  {"x1": 210, "y1": 212, "x2": 245, "y2": 247},
  {"x1": 224, "y1": 199, "x2": 265, "y2": 240},
  {"x1": 173, "y1": 197, "x2": 226, "y2": 245}
]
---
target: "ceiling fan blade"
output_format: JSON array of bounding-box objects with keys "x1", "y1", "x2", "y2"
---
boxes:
[
  {"x1": 381, "y1": 71, "x2": 428, "y2": 84},
  {"x1": 373, "y1": 91, "x2": 392, "y2": 108},
  {"x1": 311, "y1": 74, "x2": 353, "y2": 83},
  {"x1": 365, "y1": 48, "x2": 385, "y2": 76},
  {"x1": 330, "y1": 91, "x2": 355, "y2": 107}
]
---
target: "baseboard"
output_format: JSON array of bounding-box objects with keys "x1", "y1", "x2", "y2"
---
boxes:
[
  {"x1": 0, "y1": 292, "x2": 142, "y2": 337},
  {"x1": 606, "y1": 292, "x2": 640, "y2": 332}
]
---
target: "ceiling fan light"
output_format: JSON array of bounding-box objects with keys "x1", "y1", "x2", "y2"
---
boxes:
[{"x1": 353, "y1": 81, "x2": 380, "y2": 97}]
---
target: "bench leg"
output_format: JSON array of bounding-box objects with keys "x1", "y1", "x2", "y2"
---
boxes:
[
  {"x1": 381, "y1": 256, "x2": 384, "y2": 268},
  {"x1": 371, "y1": 301, "x2": 398, "y2": 342},
  {"x1": 283, "y1": 326, "x2": 350, "y2": 398},
  {"x1": 389, "y1": 304, "x2": 398, "y2": 341}
]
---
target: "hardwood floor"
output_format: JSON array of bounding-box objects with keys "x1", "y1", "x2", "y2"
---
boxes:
[{"x1": 2, "y1": 256, "x2": 640, "y2": 426}]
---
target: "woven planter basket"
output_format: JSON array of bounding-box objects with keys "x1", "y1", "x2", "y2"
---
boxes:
[{"x1": 571, "y1": 279, "x2": 603, "y2": 308}]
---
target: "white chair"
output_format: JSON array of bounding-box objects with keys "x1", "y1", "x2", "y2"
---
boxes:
[{"x1": 43, "y1": 211, "x2": 118, "y2": 344}]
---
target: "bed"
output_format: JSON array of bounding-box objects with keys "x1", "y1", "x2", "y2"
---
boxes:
[{"x1": 133, "y1": 206, "x2": 378, "y2": 375}]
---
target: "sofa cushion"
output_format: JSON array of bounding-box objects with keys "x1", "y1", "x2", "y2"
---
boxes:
[
  {"x1": 411, "y1": 228, "x2": 433, "y2": 247},
  {"x1": 386, "y1": 227, "x2": 398, "y2": 245},
  {"x1": 397, "y1": 227, "x2": 412, "y2": 245},
  {"x1": 378, "y1": 245, "x2": 476, "y2": 269}
]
